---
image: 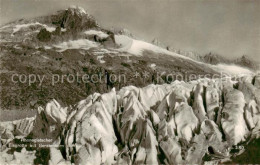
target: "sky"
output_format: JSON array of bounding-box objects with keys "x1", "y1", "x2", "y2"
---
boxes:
[{"x1": 0, "y1": 0, "x2": 259, "y2": 61}]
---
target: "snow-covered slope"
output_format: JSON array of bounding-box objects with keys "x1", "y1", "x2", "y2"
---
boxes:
[
  {"x1": 0, "y1": 22, "x2": 56, "y2": 35},
  {"x1": 114, "y1": 35, "x2": 188, "y2": 59},
  {"x1": 213, "y1": 63, "x2": 253, "y2": 75},
  {"x1": 0, "y1": 5, "x2": 254, "y2": 77},
  {"x1": 53, "y1": 39, "x2": 99, "y2": 52},
  {"x1": 84, "y1": 30, "x2": 109, "y2": 39},
  {"x1": 114, "y1": 35, "x2": 254, "y2": 75}
]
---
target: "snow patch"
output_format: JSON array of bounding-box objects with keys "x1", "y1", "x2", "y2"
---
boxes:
[
  {"x1": 42, "y1": 25, "x2": 56, "y2": 33},
  {"x1": 93, "y1": 49, "x2": 118, "y2": 55},
  {"x1": 150, "y1": 63, "x2": 156, "y2": 68},
  {"x1": 53, "y1": 39, "x2": 99, "y2": 52},
  {"x1": 129, "y1": 39, "x2": 159, "y2": 56},
  {"x1": 114, "y1": 35, "x2": 193, "y2": 59},
  {"x1": 44, "y1": 46, "x2": 52, "y2": 50},
  {"x1": 42, "y1": 55, "x2": 50, "y2": 60},
  {"x1": 214, "y1": 63, "x2": 253, "y2": 75},
  {"x1": 84, "y1": 30, "x2": 109, "y2": 39},
  {"x1": 114, "y1": 35, "x2": 133, "y2": 51},
  {"x1": 69, "y1": 5, "x2": 87, "y2": 15},
  {"x1": 0, "y1": 25, "x2": 11, "y2": 31},
  {"x1": 97, "y1": 56, "x2": 105, "y2": 63},
  {"x1": 78, "y1": 6, "x2": 87, "y2": 14},
  {"x1": 14, "y1": 45, "x2": 22, "y2": 50},
  {"x1": 12, "y1": 22, "x2": 56, "y2": 34}
]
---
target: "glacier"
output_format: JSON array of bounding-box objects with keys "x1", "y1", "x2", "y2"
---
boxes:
[{"x1": 1, "y1": 75, "x2": 260, "y2": 164}]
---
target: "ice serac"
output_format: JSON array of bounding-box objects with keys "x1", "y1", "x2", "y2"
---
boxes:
[
  {"x1": 133, "y1": 120, "x2": 158, "y2": 164},
  {"x1": 185, "y1": 119, "x2": 230, "y2": 164},
  {"x1": 118, "y1": 91, "x2": 147, "y2": 144},
  {"x1": 156, "y1": 94, "x2": 170, "y2": 120},
  {"x1": 254, "y1": 75, "x2": 260, "y2": 88},
  {"x1": 0, "y1": 117, "x2": 35, "y2": 137},
  {"x1": 49, "y1": 139, "x2": 70, "y2": 165},
  {"x1": 138, "y1": 84, "x2": 167, "y2": 109},
  {"x1": 116, "y1": 86, "x2": 161, "y2": 164},
  {"x1": 156, "y1": 84, "x2": 198, "y2": 142},
  {"x1": 45, "y1": 99, "x2": 67, "y2": 124},
  {"x1": 2, "y1": 75, "x2": 260, "y2": 164},
  {"x1": 200, "y1": 120, "x2": 229, "y2": 156},
  {"x1": 156, "y1": 84, "x2": 191, "y2": 120},
  {"x1": 14, "y1": 117, "x2": 35, "y2": 136},
  {"x1": 150, "y1": 110, "x2": 160, "y2": 126},
  {"x1": 160, "y1": 137, "x2": 183, "y2": 164},
  {"x1": 174, "y1": 103, "x2": 199, "y2": 142},
  {"x1": 64, "y1": 88, "x2": 118, "y2": 165},
  {"x1": 221, "y1": 88, "x2": 248, "y2": 145},
  {"x1": 205, "y1": 86, "x2": 219, "y2": 121},
  {"x1": 0, "y1": 122, "x2": 15, "y2": 146},
  {"x1": 157, "y1": 118, "x2": 176, "y2": 141},
  {"x1": 0, "y1": 148, "x2": 36, "y2": 164},
  {"x1": 185, "y1": 133, "x2": 208, "y2": 164},
  {"x1": 30, "y1": 99, "x2": 67, "y2": 140},
  {"x1": 192, "y1": 83, "x2": 207, "y2": 123},
  {"x1": 238, "y1": 78, "x2": 260, "y2": 136},
  {"x1": 0, "y1": 117, "x2": 35, "y2": 148}
]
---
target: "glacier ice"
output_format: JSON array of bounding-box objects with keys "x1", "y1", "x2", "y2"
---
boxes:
[{"x1": 1, "y1": 75, "x2": 260, "y2": 164}]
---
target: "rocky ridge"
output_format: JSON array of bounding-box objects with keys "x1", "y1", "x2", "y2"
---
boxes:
[{"x1": 153, "y1": 42, "x2": 259, "y2": 71}]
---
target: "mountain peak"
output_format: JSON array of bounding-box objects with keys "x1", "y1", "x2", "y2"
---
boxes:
[
  {"x1": 67, "y1": 5, "x2": 87, "y2": 15},
  {"x1": 51, "y1": 6, "x2": 98, "y2": 31},
  {"x1": 240, "y1": 55, "x2": 251, "y2": 61},
  {"x1": 151, "y1": 38, "x2": 165, "y2": 48}
]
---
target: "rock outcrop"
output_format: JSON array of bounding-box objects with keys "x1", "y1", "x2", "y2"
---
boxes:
[
  {"x1": 51, "y1": 6, "x2": 98, "y2": 31},
  {"x1": 0, "y1": 117, "x2": 35, "y2": 147},
  {"x1": 29, "y1": 99, "x2": 67, "y2": 141}
]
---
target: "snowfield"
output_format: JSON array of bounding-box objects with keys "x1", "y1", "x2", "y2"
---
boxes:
[
  {"x1": 150, "y1": 63, "x2": 156, "y2": 68},
  {"x1": 12, "y1": 22, "x2": 56, "y2": 34},
  {"x1": 53, "y1": 39, "x2": 99, "y2": 52},
  {"x1": 114, "y1": 35, "x2": 255, "y2": 75},
  {"x1": 84, "y1": 30, "x2": 109, "y2": 39},
  {"x1": 214, "y1": 63, "x2": 253, "y2": 75},
  {"x1": 115, "y1": 35, "x2": 193, "y2": 59}
]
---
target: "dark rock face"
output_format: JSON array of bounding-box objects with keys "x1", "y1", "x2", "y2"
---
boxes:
[
  {"x1": 235, "y1": 55, "x2": 259, "y2": 70},
  {"x1": 203, "y1": 53, "x2": 230, "y2": 65},
  {"x1": 37, "y1": 28, "x2": 51, "y2": 42},
  {"x1": 51, "y1": 6, "x2": 98, "y2": 32},
  {"x1": 35, "y1": 6, "x2": 117, "y2": 47},
  {"x1": 29, "y1": 99, "x2": 67, "y2": 141},
  {"x1": 0, "y1": 117, "x2": 35, "y2": 147}
]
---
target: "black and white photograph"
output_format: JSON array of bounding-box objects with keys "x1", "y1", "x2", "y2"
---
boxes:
[{"x1": 0, "y1": 0, "x2": 259, "y2": 164}]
